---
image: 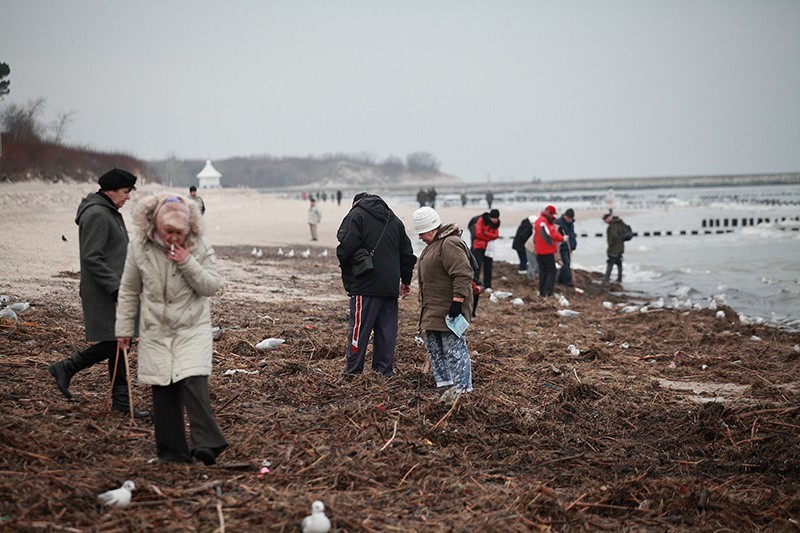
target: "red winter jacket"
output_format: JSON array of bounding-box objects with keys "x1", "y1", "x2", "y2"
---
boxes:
[
  {"x1": 472, "y1": 214, "x2": 500, "y2": 250},
  {"x1": 533, "y1": 213, "x2": 564, "y2": 255}
]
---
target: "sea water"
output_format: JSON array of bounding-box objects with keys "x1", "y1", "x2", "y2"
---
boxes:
[{"x1": 397, "y1": 183, "x2": 800, "y2": 331}]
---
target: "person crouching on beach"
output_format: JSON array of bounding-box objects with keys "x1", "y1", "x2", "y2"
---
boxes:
[
  {"x1": 412, "y1": 207, "x2": 474, "y2": 399},
  {"x1": 115, "y1": 194, "x2": 228, "y2": 465}
]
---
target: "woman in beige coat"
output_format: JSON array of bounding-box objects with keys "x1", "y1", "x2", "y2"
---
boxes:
[
  {"x1": 116, "y1": 194, "x2": 227, "y2": 465},
  {"x1": 412, "y1": 207, "x2": 474, "y2": 396}
]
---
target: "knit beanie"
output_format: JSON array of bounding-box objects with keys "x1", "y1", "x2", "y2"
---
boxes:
[{"x1": 411, "y1": 206, "x2": 442, "y2": 234}]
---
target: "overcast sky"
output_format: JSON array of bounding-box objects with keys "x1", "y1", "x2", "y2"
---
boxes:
[{"x1": 1, "y1": 1, "x2": 799, "y2": 182}]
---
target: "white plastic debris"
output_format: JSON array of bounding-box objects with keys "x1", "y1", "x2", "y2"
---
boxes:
[
  {"x1": 556, "y1": 309, "x2": 580, "y2": 317},
  {"x1": 255, "y1": 338, "x2": 286, "y2": 350},
  {"x1": 751, "y1": 335, "x2": 761, "y2": 342},
  {"x1": 619, "y1": 305, "x2": 639, "y2": 314},
  {"x1": 223, "y1": 369, "x2": 259, "y2": 375},
  {"x1": 0, "y1": 307, "x2": 17, "y2": 321},
  {"x1": 715, "y1": 310, "x2": 725, "y2": 319},
  {"x1": 620, "y1": 342, "x2": 630, "y2": 349},
  {"x1": 511, "y1": 297, "x2": 524, "y2": 306},
  {"x1": 97, "y1": 480, "x2": 135, "y2": 509},
  {"x1": 602, "y1": 301, "x2": 614, "y2": 309},
  {"x1": 493, "y1": 291, "x2": 513, "y2": 299}
]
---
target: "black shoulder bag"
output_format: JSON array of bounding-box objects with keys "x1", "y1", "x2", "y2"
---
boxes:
[{"x1": 351, "y1": 217, "x2": 390, "y2": 277}]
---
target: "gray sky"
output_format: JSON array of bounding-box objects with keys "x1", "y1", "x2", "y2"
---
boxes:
[{"x1": 2, "y1": 1, "x2": 799, "y2": 182}]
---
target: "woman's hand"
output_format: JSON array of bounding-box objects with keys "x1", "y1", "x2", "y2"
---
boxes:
[
  {"x1": 169, "y1": 242, "x2": 190, "y2": 263},
  {"x1": 117, "y1": 337, "x2": 131, "y2": 351}
]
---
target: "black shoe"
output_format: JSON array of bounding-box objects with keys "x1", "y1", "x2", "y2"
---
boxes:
[
  {"x1": 111, "y1": 385, "x2": 151, "y2": 419},
  {"x1": 159, "y1": 450, "x2": 192, "y2": 464},
  {"x1": 111, "y1": 404, "x2": 151, "y2": 419},
  {"x1": 48, "y1": 352, "x2": 85, "y2": 399},
  {"x1": 192, "y1": 447, "x2": 217, "y2": 466}
]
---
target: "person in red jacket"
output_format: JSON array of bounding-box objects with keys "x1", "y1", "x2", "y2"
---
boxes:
[
  {"x1": 533, "y1": 205, "x2": 564, "y2": 297},
  {"x1": 470, "y1": 209, "x2": 500, "y2": 291}
]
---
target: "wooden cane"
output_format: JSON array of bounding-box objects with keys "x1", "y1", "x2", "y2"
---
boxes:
[
  {"x1": 108, "y1": 343, "x2": 121, "y2": 413},
  {"x1": 122, "y1": 345, "x2": 136, "y2": 427}
]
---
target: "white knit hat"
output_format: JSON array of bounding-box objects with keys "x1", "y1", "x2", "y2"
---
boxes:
[{"x1": 411, "y1": 206, "x2": 442, "y2": 234}]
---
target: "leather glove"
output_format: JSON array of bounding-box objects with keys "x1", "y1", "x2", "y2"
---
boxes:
[{"x1": 448, "y1": 300, "x2": 463, "y2": 319}]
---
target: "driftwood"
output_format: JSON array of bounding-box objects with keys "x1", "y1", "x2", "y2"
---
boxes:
[{"x1": 1, "y1": 248, "x2": 799, "y2": 530}]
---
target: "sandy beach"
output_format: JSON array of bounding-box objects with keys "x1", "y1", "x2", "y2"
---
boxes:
[{"x1": 1, "y1": 180, "x2": 799, "y2": 530}]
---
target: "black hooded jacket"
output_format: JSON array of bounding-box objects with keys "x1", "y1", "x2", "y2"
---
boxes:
[{"x1": 336, "y1": 195, "x2": 417, "y2": 297}]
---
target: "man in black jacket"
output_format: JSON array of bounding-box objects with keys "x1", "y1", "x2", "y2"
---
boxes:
[{"x1": 336, "y1": 193, "x2": 417, "y2": 377}]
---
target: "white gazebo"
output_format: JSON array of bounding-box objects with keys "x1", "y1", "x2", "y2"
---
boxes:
[{"x1": 196, "y1": 160, "x2": 222, "y2": 189}]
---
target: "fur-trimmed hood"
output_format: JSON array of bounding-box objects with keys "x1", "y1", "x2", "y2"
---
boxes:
[{"x1": 133, "y1": 193, "x2": 203, "y2": 246}]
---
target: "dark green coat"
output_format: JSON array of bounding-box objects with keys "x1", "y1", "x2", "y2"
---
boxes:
[
  {"x1": 75, "y1": 192, "x2": 129, "y2": 341},
  {"x1": 606, "y1": 217, "x2": 625, "y2": 256}
]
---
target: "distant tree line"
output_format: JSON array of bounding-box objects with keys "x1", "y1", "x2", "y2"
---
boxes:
[{"x1": 151, "y1": 151, "x2": 444, "y2": 189}]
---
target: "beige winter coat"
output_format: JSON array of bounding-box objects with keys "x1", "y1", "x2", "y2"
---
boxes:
[
  {"x1": 417, "y1": 224, "x2": 474, "y2": 332},
  {"x1": 115, "y1": 196, "x2": 219, "y2": 386}
]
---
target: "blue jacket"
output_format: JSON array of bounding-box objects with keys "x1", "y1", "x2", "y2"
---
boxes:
[{"x1": 555, "y1": 216, "x2": 577, "y2": 253}]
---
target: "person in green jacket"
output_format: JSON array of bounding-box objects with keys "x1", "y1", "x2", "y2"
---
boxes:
[{"x1": 602, "y1": 212, "x2": 625, "y2": 283}]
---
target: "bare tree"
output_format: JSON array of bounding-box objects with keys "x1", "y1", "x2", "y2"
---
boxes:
[
  {"x1": 0, "y1": 62, "x2": 9, "y2": 100},
  {"x1": 1, "y1": 97, "x2": 47, "y2": 140},
  {"x1": 50, "y1": 110, "x2": 76, "y2": 143}
]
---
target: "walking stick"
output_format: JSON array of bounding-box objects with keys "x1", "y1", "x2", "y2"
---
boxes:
[
  {"x1": 564, "y1": 240, "x2": 582, "y2": 295},
  {"x1": 122, "y1": 345, "x2": 136, "y2": 427},
  {"x1": 108, "y1": 344, "x2": 121, "y2": 413}
]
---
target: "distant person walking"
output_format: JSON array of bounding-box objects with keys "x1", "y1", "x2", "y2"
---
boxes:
[
  {"x1": 533, "y1": 205, "x2": 564, "y2": 297},
  {"x1": 604, "y1": 188, "x2": 615, "y2": 214},
  {"x1": 460, "y1": 191, "x2": 468, "y2": 207},
  {"x1": 48, "y1": 168, "x2": 148, "y2": 418},
  {"x1": 427, "y1": 187, "x2": 438, "y2": 208},
  {"x1": 602, "y1": 212, "x2": 625, "y2": 283},
  {"x1": 411, "y1": 206, "x2": 474, "y2": 397},
  {"x1": 116, "y1": 194, "x2": 227, "y2": 465},
  {"x1": 511, "y1": 215, "x2": 534, "y2": 275},
  {"x1": 555, "y1": 208, "x2": 577, "y2": 287},
  {"x1": 336, "y1": 190, "x2": 343, "y2": 206},
  {"x1": 485, "y1": 190, "x2": 494, "y2": 209},
  {"x1": 416, "y1": 188, "x2": 428, "y2": 208},
  {"x1": 470, "y1": 209, "x2": 500, "y2": 292},
  {"x1": 189, "y1": 186, "x2": 205, "y2": 215},
  {"x1": 308, "y1": 197, "x2": 322, "y2": 241},
  {"x1": 336, "y1": 193, "x2": 417, "y2": 377}
]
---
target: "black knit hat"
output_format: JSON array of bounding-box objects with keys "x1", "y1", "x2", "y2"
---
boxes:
[
  {"x1": 489, "y1": 209, "x2": 500, "y2": 218},
  {"x1": 98, "y1": 168, "x2": 137, "y2": 191},
  {"x1": 564, "y1": 208, "x2": 575, "y2": 219}
]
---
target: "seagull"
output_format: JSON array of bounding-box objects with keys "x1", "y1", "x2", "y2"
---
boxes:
[
  {"x1": 277, "y1": 247, "x2": 284, "y2": 256},
  {"x1": 493, "y1": 291, "x2": 513, "y2": 299},
  {"x1": 568, "y1": 344, "x2": 580, "y2": 356},
  {"x1": 255, "y1": 337, "x2": 285, "y2": 350},
  {"x1": 251, "y1": 247, "x2": 258, "y2": 257},
  {"x1": 319, "y1": 249, "x2": 328, "y2": 257},
  {"x1": 256, "y1": 249, "x2": 263, "y2": 259},
  {"x1": 649, "y1": 297, "x2": 665, "y2": 309},
  {"x1": 287, "y1": 249, "x2": 295, "y2": 257},
  {"x1": 602, "y1": 301, "x2": 614, "y2": 309},
  {"x1": 619, "y1": 305, "x2": 639, "y2": 314},
  {"x1": 511, "y1": 297, "x2": 524, "y2": 306},
  {"x1": 0, "y1": 307, "x2": 17, "y2": 321},
  {"x1": 557, "y1": 294, "x2": 570, "y2": 307},
  {"x1": 8, "y1": 302, "x2": 29, "y2": 313},
  {"x1": 0, "y1": 295, "x2": 10, "y2": 305},
  {"x1": 97, "y1": 480, "x2": 135, "y2": 509},
  {"x1": 488, "y1": 293, "x2": 499, "y2": 303},
  {"x1": 301, "y1": 500, "x2": 331, "y2": 533},
  {"x1": 61, "y1": 235, "x2": 68, "y2": 242},
  {"x1": 301, "y1": 248, "x2": 311, "y2": 258},
  {"x1": 556, "y1": 309, "x2": 580, "y2": 317}
]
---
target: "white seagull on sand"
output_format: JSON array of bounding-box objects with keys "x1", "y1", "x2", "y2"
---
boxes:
[
  {"x1": 287, "y1": 249, "x2": 295, "y2": 257},
  {"x1": 301, "y1": 248, "x2": 311, "y2": 258},
  {"x1": 302, "y1": 500, "x2": 331, "y2": 533},
  {"x1": 97, "y1": 480, "x2": 135, "y2": 509},
  {"x1": 277, "y1": 247, "x2": 284, "y2": 256}
]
